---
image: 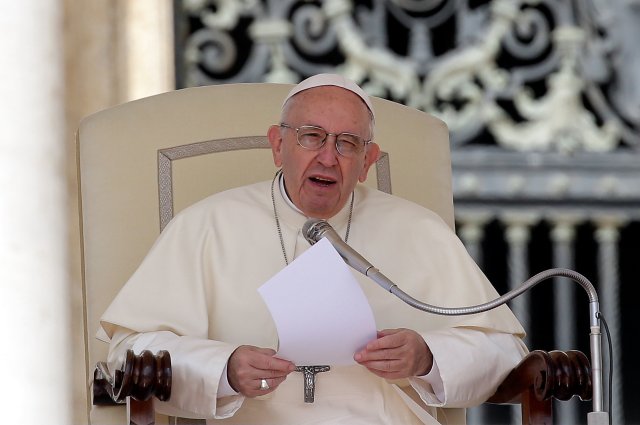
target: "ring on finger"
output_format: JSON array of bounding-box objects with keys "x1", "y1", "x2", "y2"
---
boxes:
[{"x1": 260, "y1": 378, "x2": 270, "y2": 390}]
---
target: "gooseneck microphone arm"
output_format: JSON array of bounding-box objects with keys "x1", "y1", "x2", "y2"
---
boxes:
[{"x1": 303, "y1": 218, "x2": 608, "y2": 423}]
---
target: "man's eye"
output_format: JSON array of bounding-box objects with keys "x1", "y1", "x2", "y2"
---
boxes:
[
  {"x1": 338, "y1": 138, "x2": 358, "y2": 149},
  {"x1": 301, "y1": 131, "x2": 326, "y2": 143}
]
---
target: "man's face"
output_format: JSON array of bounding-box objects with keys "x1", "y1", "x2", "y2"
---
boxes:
[{"x1": 268, "y1": 86, "x2": 380, "y2": 218}]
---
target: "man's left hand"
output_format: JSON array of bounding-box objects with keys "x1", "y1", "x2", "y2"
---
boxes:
[{"x1": 353, "y1": 328, "x2": 433, "y2": 379}]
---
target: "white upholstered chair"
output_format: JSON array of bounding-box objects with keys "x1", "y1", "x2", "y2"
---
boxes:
[
  {"x1": 78, "y1": 83, "x2": 592, "y2": 425},
  {"x1": 77, "y1": 83, "x2": 454, "y2": 424}
]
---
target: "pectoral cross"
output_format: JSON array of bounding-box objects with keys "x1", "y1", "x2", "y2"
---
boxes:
[{"x1": 295, "y1": 365, "x2": 330, "y2": 403}]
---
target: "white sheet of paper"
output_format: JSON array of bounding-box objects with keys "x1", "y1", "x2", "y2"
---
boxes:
[{"x1": 258, "y1": 237, "x2": 377, "y2": 366}]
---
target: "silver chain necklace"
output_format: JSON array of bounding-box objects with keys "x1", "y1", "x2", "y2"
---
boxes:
[{"x1": 271, "y1": 169, "x2": 354, "y2": 265}]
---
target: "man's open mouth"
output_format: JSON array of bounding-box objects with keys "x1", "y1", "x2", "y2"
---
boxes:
[{"x1": 309, "y1": 176, "x2": 336, "y2": 187}]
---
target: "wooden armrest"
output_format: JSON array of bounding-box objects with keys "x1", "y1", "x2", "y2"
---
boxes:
[
  {"x1": 93, "y1": 349, "x2": 172, "y2": 405},
  {"x1": 93, "y1": 350, "x2": 171, "y2": 425},
  {"x1": 487, "y1": 350, "x2": 592, "y2": 425},
  {"x1": 488, "y1": 350, "x2": 592, "y2": 404}
]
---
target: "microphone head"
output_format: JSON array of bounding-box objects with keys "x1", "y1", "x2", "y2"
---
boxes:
[{"x1": 303, "y1": 219, "x2": 331, "y2": 244}]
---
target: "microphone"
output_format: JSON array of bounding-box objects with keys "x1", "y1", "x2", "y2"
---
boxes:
[
  {"x1": 302, "y1": 219, "x2": 395, "y2": 292},
  {"x1": 303, "y1": 218, "x2": 608, "y2": 423}
]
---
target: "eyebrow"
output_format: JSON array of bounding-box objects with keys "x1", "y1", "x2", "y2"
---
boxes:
[{"x1": 299, "y1": 123, "x2": 367, "y2": 137}]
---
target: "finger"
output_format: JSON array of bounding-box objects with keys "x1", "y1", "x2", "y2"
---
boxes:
[
  {"x1": 243, "y1": 374, "x2": 289, "y2": 397},
  {"x1": 234, "y1": 346, "x2": 294, "y2": 374},
  {"x1": 250, "y1": 354, "x2": 296, "y2": 375},
  {"x1": 357, "y1": 344, "x2": 405, "y2": 365},
  {"x1": 246, "y1": 374, "x2": 292, "y2": 397},
  {"x1": 377, "y1": 328, "x2": 401, "y2": 338},
  {"x1": 254, "y1": 368, "x2": 295, "y2": 380},
  {"x1": 256, "y1": 375, "x2": 287, "y2": 392},
  {"x1": 252, "y1": 347, "x2": 277, "y2": 356},
  {"x1": 361, "y1": 360, "x2": 408, "y2": 380},
  {"x1": 355, "y1": 346, "x2": 399, "y2": 363},
  {"x1": 357, "y1": 333, "x2": 409, "y2": 360},
  {"x1": 360, "y1": 358, "x2": 403, "y2": 372},
  {"x1": 367, "y1": 331, "x2": 406, "y2": 351}
]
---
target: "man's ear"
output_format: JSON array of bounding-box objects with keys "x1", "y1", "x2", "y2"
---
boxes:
[
  {"x1": 267, "y1": 125, "x2": 283, "y2": 167},
  {"x1": 358, "y1": 142, "x2": 380, "y2": 182}
]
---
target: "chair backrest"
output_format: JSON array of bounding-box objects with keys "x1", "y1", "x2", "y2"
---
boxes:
[{"x1": 77, "y1": 83, "x2": 453, "y2": 422}]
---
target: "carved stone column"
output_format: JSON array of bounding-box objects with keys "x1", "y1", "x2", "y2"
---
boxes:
[
  {"x1": 116, "y1": 0, "x2": 175, "y2": 101},
  {"x1": 457, "y1": 213, "x2": 490, "y2": 264},
  {"x1": 550, "y1": 216, "x2": 580, "y2": 425},
  {"x1": 0, "y1": 1, "x2": 71, "y2": 424},
  {"x1": 503, "y1": 213, "x2": 538, "y2": 423},
  {"x1": 594, "y1": 215, "x2": 626, "y2": 425},
  {"x1": 503, "y1": 213, "x2": 538, "y2": 345},
  {"x1": 550, "y1": 217, "x2": 579, "y2": 349}
]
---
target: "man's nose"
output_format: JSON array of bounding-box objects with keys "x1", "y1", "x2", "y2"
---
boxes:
[{"x1": 316, "y1": 136, "x2": 340, "y2": 165}]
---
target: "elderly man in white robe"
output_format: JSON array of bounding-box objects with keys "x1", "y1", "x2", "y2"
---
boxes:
[{"x1": 100, "y1": 74, "x2": 527, "y2": 424}]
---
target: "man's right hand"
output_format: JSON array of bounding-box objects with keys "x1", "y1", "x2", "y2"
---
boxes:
[{"x1": 227, "y1": 345, "x2": 296, "y2": 397}]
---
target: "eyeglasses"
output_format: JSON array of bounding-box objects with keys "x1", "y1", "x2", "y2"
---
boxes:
[{"x1": 279, "y1": 123, "x2": 371, "y2": 157}]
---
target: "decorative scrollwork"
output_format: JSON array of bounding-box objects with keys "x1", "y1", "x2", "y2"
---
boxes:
[
  {"x1": 176, "y1": 0, "x2": 639, "y2": 153},
  {"x1": 502, "y1": 0, "x2": 555, "y2": 61},
  {"x1": 290, "y1": 2, "x2": 337, "y2": 56}
]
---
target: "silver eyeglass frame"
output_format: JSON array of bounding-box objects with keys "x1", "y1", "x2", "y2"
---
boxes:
[{"x1": 279, "y1": 123, "x2": 371, "y2": 157}]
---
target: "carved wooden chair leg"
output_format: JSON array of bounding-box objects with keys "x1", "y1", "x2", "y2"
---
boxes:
[{"x1": 130, "y1": 398, "x2": 155, "y2": 425}]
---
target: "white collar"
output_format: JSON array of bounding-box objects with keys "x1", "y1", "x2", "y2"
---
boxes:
[{"x1": 278, "y1": 171, "x2": 304, "y2": 215}]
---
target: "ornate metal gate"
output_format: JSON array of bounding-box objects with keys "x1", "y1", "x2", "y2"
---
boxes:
[{"x1": 174, "y1": 1, "x2": 640, "y2": 423}]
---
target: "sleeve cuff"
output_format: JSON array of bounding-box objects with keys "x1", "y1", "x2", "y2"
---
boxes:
[
  {"x1": 217, "y1": 362, "x2": 240, "y2": 398},
  {"x1": 409, "y1": 356, "x2": 446, "y2": 406}
]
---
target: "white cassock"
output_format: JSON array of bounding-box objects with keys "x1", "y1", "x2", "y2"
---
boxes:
[{"x1": 100, "y1": 179, "x2": 527, "y2": 424}]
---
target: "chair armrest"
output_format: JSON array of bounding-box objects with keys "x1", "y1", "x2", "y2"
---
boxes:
[
  {"x1": 488, "y1": 349, "x2": 592, "y2": 404},
  {"x1": 93, "y1": 349, "x2": 172, "y2": 405},
  {"x1": 93, "y1": 350, "x2": 171, "y2": 425},
  {"x1": 487, "y1": 350, "x2": 592, "y2": 425}
]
